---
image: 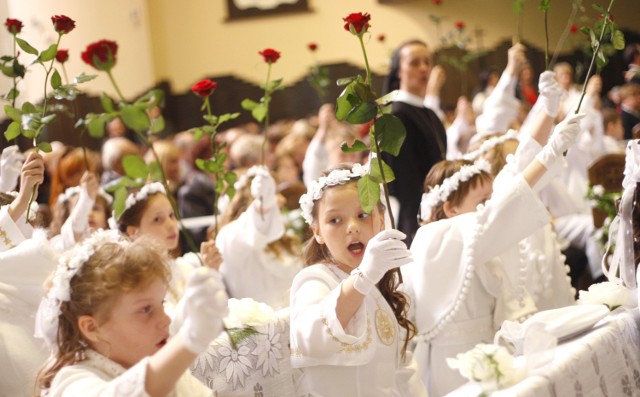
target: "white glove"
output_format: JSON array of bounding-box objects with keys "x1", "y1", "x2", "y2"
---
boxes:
[
  {"x1": 179, "y1": 267, "x2": 229, "y2": 354},
  {"x1": 0, "y1": 145, "x2": 25, "y2": 192},
  {"x1": 535, "y1": 112, "x2": 586, "y2": 170},
  {"x1": 537, "y1": 71, "x2": 562, "y2": 118},
  {"x1": 250, "y1": 166, "x2": 278, "y2": 210},
  {"x1": 351, "y1": 229, "x2": 413, "y2": 295}
]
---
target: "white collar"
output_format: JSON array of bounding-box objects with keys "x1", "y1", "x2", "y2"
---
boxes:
[{"x1": 393, "y1": 90, "x2": 425, "y2": 107}]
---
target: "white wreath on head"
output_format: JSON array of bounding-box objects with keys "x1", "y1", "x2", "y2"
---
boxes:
[
  {"x1": 34, "y1": 229, "x2": 128, "y2": 350},
  {"x1": 123, "y1": 182, "x2": 166, "y2": 214},
  {"x1": 419, "y1": 158, "x2": 492, "y2": 222},
  {"x1": 299, "y1": 163, "x2": 368, "y2": 225},
  {"x1": 57, "y1": 185, "x2": 113, "y2": 206},
  {"x1": 463, "y1": 129, "x2": 518, "y2": 161}
]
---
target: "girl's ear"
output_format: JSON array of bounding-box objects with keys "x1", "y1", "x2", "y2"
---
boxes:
[
  {"x1": 126, "y1": 225, "x2": 138, "y2": 238},
  {"x1": 77, "y1": 315, "x2": 100, "y2": 343},
  {"x1": 311, "y1": 225, "x2": 324, "y2": 244},
  {"x1": 442, "y1": 201, "x2": 458, "y2": 219}
]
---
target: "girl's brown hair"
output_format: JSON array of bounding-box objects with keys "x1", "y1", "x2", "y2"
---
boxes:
[
  {"x1": 422, "y1": 159, "x2": 493, "y2": 224},
  {"x1": 301, "y1": 163, "x2": 416, "y2": 356},
  {"x1": 48, "y1": 193, "x2": 112, "y2": 238},
  {"x1": 36, "y1": 236, "x2": 171, "y2": 393},
  {"x1": 50, "y1": 147, "x2": 95, "y2": 206},
  {"x1": 218, "y1": 170, "x2": 302, "y2": 259}
]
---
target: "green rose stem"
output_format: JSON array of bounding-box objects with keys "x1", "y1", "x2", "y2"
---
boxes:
[
  {"x1": 353, "y1": 30, "x2": 402, "y2": 284},
  {"x1": 543, "y1": 8, "x2": 550, "y2": 69},
  {"x1": 108, "y1": 74, "x2": 238, "y2": 349},
  {"x1": 203, "y1": 96, "x2": 221, "y2": 236},
  {"x1": 575, "y1": 0, "x2": 615, "y2": 114},
  {"x1": 26, "y1": 34, "x2": 62, "y2": 221},
  {"x1": 10, "y1": 31, "x2": 17, "y2": 109},
  {"x1": 260, "y1": 62, "x2": 272, "y2": 166}
]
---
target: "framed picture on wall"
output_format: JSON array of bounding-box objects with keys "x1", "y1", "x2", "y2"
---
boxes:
[{"x1": 227, "y1": 0, "x2": 311, "y2": 20}]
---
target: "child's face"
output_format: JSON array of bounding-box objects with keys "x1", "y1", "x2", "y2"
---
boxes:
[
  {"x1": 447, "y1": 179, "x2": 493, "y2": 217},
  {"x1": 89, "y1": 200, "x2": 108, "y2": 230},
  {"x1": 93, "y1": 278, "x2": 170, "y2": 368},
  {"x1": 131, "y1": 194, "x2": 179, "y2": 251},
  {"x1": 312, "y1": 183, "x2": 384, "y2": 273}
]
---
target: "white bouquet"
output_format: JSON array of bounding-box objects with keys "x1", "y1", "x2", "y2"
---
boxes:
[
  {"x1": 447, "y1": 343, "x2": 524, "y2": 392},
  {"x1": 577, "y1": 281, "x2": 636, "y2": 311},
  {"x1": 224, "y1": 297, "x2": 275, "y2": 329}
]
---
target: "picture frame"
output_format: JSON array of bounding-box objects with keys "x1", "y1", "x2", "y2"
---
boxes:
[{"x1": 226, "y1": 0, "x2": 311, "y2": 21}]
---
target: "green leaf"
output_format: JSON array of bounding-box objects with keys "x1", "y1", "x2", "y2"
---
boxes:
[
  {"x1": 150, "y1": 115, "x2": 165, "y2": 134},
  {"x1": 50, "y1": 69, "x2": 62, "y2": 89},
  {"x1": 113, "y1": 186, "x2": 128, "y2": 220},
  {"x1": 335, "y1": 90, "x2": 358, "y2": 121},
  {"x1": 22, "y1": 102, "x2": 37, "y2": 114},
  {"x1": 241, "y1": 98, "x2": 258, "y2": 111},
  {"x1": 589, "y1": 28, "x2": 598, "y2": 50},
  {"x1": 261, "y1": 78, "x2": 283, "y2": 92},
  {"x1": 4, "y1": 105, "x2": 22, "y2": 122},
  {"x1": 340, "y1": 139, "x2": 369, "y2": 153},
  {"x1": 591, "y1": 3, "x2": 604, "y2": 13},
  {"x1": 122, "y1": 154, "x2": 148, "y2": 180},
  {"x1": 513, "y1": 0, "x2": 525, "y2": 15},
  {"x1": 148, "y1": 161, "x2": 163, "y2": 181},
  {"x1": 37, "y1": 141, "x2": 52, "y2": 153},
  {"x1": 74, "y1": 73, "x2": 97, "y2": 84},
  {"x1": 357, "y1": 175, "x2": 380, "y2": 214},
  {"x1": 224, "y1": 171, "x2": 237, "y2": 185},
  {"x1": 135, "y1": 88, "x2": 165, "y2": 109},
  {"x1": 12, "y1": 59, "x2": 25, "y2": 78},
  {"x1": 374, "y1": 114, "x2": 407, "y2": 156},
  {"x1": 195, "y1": 158, "x2": 207, "y2": 172},
  {"x1": 41, "y1": 114, "x2": 57, "y2": 124},
  {"x1": 218, "y1": 112, "x2": 240, "y2": 124},
  {"x1": 15, "y1": 37, "x2": 38, "y2": 55},
  {"x1": 369, "y1": 157, "x2": 395, "y2": 184},
  {"x1": 120, "y1": 105, "x2": 150, "y2": 132},
  {"x1": 596, "y1": 49, "x2": 608, "y2": 69},
  {"x1": 86, "y1": 113, "x2": 111, "y2": 138},
  {"x1": 0, "y1": 63, "x2": 15, "y2": 77},
  {"x1": 192, "y1": 128, "x2": 204, "y2": 141},
  {"x1": 538, "y1": 0, "x2": 551, "y2": 11},
  {"x1": 612, "y1": 29, "x2": 625, "y2": 50},
  {"x1": 4, "y1": 121, "x2": 21, "y2": 140},
  {"x1": 346, "y1": 101, "x2": 377, "y2": 124},
  {"x1": 336, "y1": 76, "x2": 358, "y2": 87},
  {"x1": 101, "y1": 93, "x2": 115, "y2": 113},
  {"x1": 5, "y1": 88, "x2": 18, "y2": 101},
  {"x1": 251, "y1": 103, "x2": 268, "y2": 123},
  {"x1": 40, "y1": 43, "x2": 58, "y2": 62},
  {"x1": 375, "y1": 90, "x2": 399, "y2": 106}
]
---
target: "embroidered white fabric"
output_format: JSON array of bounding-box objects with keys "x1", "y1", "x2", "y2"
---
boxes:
[
  {"x1": 419, "y1": 158, "x2": 492, "y2": 222},
  {"x1": 298, "y1": 163, "x2": 368, "y2": 225},
  {"x1": 463, "y1": 130, "x2": 519, "y2": 161},
  {"x1": 57, "y1": 185, "x2": 113, "y2": 205},
  {"x1": 123, "y1": 182, "x2": 166, "y2": 214},
  {"x1": 34, "y1": 229, "x2": 127, "y2": 350}
]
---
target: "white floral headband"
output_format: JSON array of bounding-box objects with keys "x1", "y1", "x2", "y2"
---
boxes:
[
  {"x1": 299, "y1": 163, "x2": 368, "y2": 225},
  {"x1": 57, "y1": 185, "x2": 114, "y2": 206},
  {"x1": 419, "y1": 158, "x2": 492, "y2": 222},
  {"x1": 35, "y1": 229, "x2": 128, "y2": 350},
  {"x1": 123, "y1": 182, "x2": 166, "y2": 214},
  {"x1": 234, "y1": 165, "x2": 269, "y2": 191},
  {"x1": 463, "y1": 129, "x2": 518, "y2": 161}
]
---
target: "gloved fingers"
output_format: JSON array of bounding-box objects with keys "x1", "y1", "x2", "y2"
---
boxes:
[
  {"x1": 563, "y1": 112, "x2": 587, "y2": 125},
  {"x1": 370, "y1": 229, "x2": 406, "y2": 244}
]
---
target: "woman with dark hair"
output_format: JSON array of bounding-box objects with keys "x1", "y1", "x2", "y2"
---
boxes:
[{"x1": 381, "y1": 39, "x2": 447, "y2": 245}]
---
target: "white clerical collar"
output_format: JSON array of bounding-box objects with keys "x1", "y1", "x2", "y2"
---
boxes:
[{"x1": 393, "y1": 90, "x2": 425, "y2": 107}]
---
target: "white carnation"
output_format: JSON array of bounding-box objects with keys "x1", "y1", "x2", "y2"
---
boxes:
[
  {"x1": 447, "y1": 343, "x2": 523, "y2": 391},
  {"x1": 578, "y1": 281, "x2": 635, "y2": 310},
  {"x1": 224, "y1": 298, "x2": 274, "y2": 328}
]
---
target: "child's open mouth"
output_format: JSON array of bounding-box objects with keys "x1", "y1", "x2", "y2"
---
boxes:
[
  {"x1": 156, "y1": 337, "x2": 168, "y2": 348},
  {"x1": 348, "y1": 241, "x2": 364, "y2": 255}
]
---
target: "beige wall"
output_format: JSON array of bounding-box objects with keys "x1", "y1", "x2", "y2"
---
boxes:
[{"x1": 0, "y1": 0, "x2": 638, "y2": 112}]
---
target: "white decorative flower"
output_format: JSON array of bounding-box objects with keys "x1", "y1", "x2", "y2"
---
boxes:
[
  {"x1": 252, "y1": 322, "x2": 282, "y2": 376},
  {"x1": 578, "y1": 281, "x2": 636, "y2": 310},
  {"x1": 217, "y1": 342, "x2": 252, "y2": 389},
  {"x1": 463, "y1": 130, "x2": 518, "y2": 161},
  {"x1": 224, "y1": 298, "x2": 274, "y2": 329},
  {"x1": 123, "y1": 182, "x2": 166, "y2": 214},
  {"x1": 447, "y1": 343, "x2": 523, "y2": 391},
  {"x1": 592, "y1": 184, "x2": 605, "y2": 197}
]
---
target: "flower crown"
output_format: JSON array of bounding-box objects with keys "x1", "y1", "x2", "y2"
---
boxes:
[
  {"x1": 463, "y1": 129, "x2": 518, "y2": 161},
  {"x1": 57, "y1": 185, "x2": 114, "y2": 206},
  {"x1": 234, "y1": 165, "x2": 269, "y2": 191},
  {"x1": 419, "y1": 158, "x2": 491, "y2": 222},
  {"x1": 123, "y1": 182, "x2": 166, "y2": 214},
  {"x1": 35, "y1": 229, "x2": 128, "y2": 349},
  {"x1": 299, "y1": 163, "x2": 368, "y2": 225}
]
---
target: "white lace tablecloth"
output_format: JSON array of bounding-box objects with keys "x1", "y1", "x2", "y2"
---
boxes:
[{"x1": 447, "y1": 308, "x2": 640, "y2": 397}]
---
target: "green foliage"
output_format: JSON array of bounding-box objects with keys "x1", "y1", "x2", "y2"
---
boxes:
[
  {"x1": 357, "y1": 175, "x2": 381, "y2": 214},
  {"x1": 585, "y1": 184, "x2": 621, "y2": 250},
  {"x1": 513, "y1": 0, "x2": 526, "y2": 15},
  {"x1": 308, "y1": 64, "x2": 331, "y2": 103},
  {"x1": 539, "y1": 0, "x2": 551, "y2": 11}
]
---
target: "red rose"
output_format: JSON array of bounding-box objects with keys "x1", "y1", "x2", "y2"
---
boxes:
[
  {"x1": 377, "y1": 34, "x2": 386, "y2": 42},
  {"x1": 259, "y1": 48, "x2": 281, "y2": 64},
  {"x1": 433, "y1": 0, "x2": 442, "y2": 5},
  {"x1": 307, "y1": 43, "x2": 318, "y2": 52},
  {"x1": 51, "y1": 15, "x2": 75, "y2": 34},
  {"x1": 191, "y1": 79, "x2": 218, "y2": 98},
  {"x1": 55, "y1": 49, "x2": 69, "y2": 63},
  {"x1": 570, "y1": 24, "x2": 578, "y2": 33},
  {"x1": 609, "y1": 14, "x2": 615, "y2": 22},
  {"x1": 343, "y1": 12, "x2": 371, "y2": 35},
  {"x1": 81, "y1": 40, "x2": 118, "y2": 71},
  {"x1": 5, "y1": 18, "x2": 23, "y2": 34},
  {"x1": 455, "y1": 21, "x2": 465, "y2": 30}
]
